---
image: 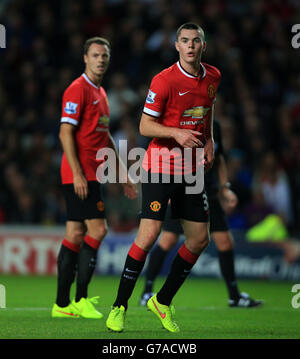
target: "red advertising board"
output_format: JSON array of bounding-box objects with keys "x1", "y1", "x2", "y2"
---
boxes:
[{"x1": 0, "y1": 228, "x2": 63, "y2": 274}]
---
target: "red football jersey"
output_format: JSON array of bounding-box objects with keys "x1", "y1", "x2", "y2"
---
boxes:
[
  {"x1": 142, "y1": 61, "x2": 221, "y2": 174},
  {"x1": 60, "y1": 73, "x2": 110, "y2": 184}
]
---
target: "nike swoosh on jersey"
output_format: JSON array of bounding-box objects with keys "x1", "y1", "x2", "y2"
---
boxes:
[
  {"x1": 93, "y1": 99, "x2": 100, "y2": 105},
  {"x1": 178, "y1": 91, "x2": 190, "y2": 96}
]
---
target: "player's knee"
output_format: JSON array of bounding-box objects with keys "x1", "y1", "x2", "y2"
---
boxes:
[
  {"x1": 213, "y1": 232, "x2": 234, "y2": 251},
  {"x1": 160, "y1": 232, "x2": 179, "y2": 251},
  {"x1": 67, "y1": 229, "x2": 85, "y2": 245},
  {"x1": 136, "y1": 219, "x2": 162, "y2": 251},
  {"x1": 88, "y1": 225, "x2": 107, "y2": 242},
  {"x1": 137, "y1": 230, "x2": 161, "y2": 252},
  {"x1": 187, "y1": 233, "x2": 210, "y2": 254},
  {"x1": 200, "y1": 233, "x2": 210, "y2": 249},
  {"x1": 145, "y1": 233, "x2": 160, "y2": 251}
]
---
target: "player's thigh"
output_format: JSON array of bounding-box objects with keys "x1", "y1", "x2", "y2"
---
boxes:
[
  {"x1": 140, "y1": 173, "x2": 174, "y2": 221},
  {"x1": 212, "y1": 231, "x2": 234, "y2": 251},
  {"x1": 83, "y1": 181, "x2": 106, "y2": 220},
  {"x1": 181, "y1": 219, "x2": 210, "y2": 254},
  {"x1": 135, "y1": 218, "x2": 163, "y2": 252},
  {"x1": 160, "y1": 205, "x2": 183, "y2": 250},
  {"x1": 65, "y1": 221, "x2": 86, "y2": 245},
  {"x1": 171, "y1": 188, "x2": 209, "y2": 223},
  {"x1": 62, "y1": 182, "x2": 105, "y2": 222},
  {"x1": 208, "y1": 197, "x2": 229, "y2": 233},
  {"x1": 84, "y1": 218, "x2": 108, "y2": 242}
]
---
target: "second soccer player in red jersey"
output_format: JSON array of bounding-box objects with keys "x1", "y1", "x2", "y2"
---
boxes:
[
  {"x1": 52, "y1": 37, "x2": 136, "y2": 319},
  {"x1": 106, "y1": 23, "x2": 221, "y2": 333}
]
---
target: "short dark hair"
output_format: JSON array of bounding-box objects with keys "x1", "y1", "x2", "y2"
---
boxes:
[
  {"x1": 176, "y1": 23, "x2": 205, "y2": 41},
  {"x1": 83, "y1": 37, "x2": 111, "y2": 54}
]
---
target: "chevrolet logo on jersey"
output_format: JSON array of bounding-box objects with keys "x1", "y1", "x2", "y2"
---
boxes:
[{"x1": 182, "y1": 106, "x2": 210, "y2": 119}]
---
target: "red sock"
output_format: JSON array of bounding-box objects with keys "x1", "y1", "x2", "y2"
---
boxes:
[
  {"x1": 128, "y1": 242, "x2": 148, "y2": 261},
  {"x1": 84, "y1": 235, "x2": 101, "y2": 250},
  {"x1": 113, "y1": 243, "x2": 148, "y2": 309},
  {"x1": 62, "y1": 238, "x2": 80, "y2": 253},
  {"x1": 178, "y1": 243, "x2": 199, "y2": 265}
]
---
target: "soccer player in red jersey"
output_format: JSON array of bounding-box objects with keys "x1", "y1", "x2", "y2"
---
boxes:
[
  {"x1": 106, "y1": 23, "x2": 221, "y2": 332},
  {"x1": 140, "y1": 121, "x2": 263, "y2": 309},
  {"x1": 52, "y1": 37, "x2": 136, "y2": 319}
]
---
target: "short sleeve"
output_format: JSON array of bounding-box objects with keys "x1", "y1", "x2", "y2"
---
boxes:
[
  {"x1": 61, "y1": 83, "x2": 84, "y2": 126},
  {"x1": 143, "y1": 74, "x2": 169, "y2": 118}
]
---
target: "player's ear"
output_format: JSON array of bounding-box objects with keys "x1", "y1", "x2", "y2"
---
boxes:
[
  {"x1": 175, "y1": 40, "x2": 179, "y2": 52},
  {"x1": 83, "y1": 54, "x2": 88, "y2": 65},
  {"x1": 202, "y1": 41, "x2": 207, "y2": 52}
]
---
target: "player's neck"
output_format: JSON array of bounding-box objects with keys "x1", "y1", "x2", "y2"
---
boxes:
[
  {"x1": 180, "y1": 59, "x2": 202, "y2": 77},
  {"x1": 85, "y1": 69, "x2": 102, "y2": 88}
]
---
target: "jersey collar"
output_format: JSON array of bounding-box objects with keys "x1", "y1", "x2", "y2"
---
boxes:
[
  {"x1": 82, "y1": 73, "x2": 100, "y2": 89},
  {"x1": 176, "y1": 61, "x2": 206, "y2": 79}
]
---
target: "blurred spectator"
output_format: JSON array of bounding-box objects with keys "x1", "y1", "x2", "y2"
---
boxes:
[
  {"x1": 146, "y1": 14, "x2": 177, "y2": 65},
  {"x1": 107, "y1": 72, "x2": 139, "y2": 130},
  {"x1": 253, "y1": 151, "x2": 293, "y2": 226}
]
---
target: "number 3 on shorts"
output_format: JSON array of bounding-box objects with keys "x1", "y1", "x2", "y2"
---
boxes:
[{"x1": 203, "y1": 193, "x2": 209, "y2": 211}]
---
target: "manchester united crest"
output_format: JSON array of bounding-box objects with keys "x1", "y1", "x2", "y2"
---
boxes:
[
  {"x1": 207, "y1": 84, "x2": 216, "y2": 99},
  {"x1": 150, "y1": 201, "x2": 161, "y2": 212},
  {"x1": 97, "y1": 201, "x2": 105, "y2": 211}
]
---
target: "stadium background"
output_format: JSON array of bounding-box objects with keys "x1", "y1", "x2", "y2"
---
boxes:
[{"x1": 0, "y1": 0, "x2": 300, "y2": 281}]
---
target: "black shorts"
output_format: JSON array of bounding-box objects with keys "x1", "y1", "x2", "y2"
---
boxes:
[
  {"x1": 163, "y1": 196, "x2": 228, "y2": 234},
  {"x1": 62, "y1": 181, "x2": 105, "y2": 222},
  {"x1": 140, "y1": 171, "x2": 209, "y2": 223}
]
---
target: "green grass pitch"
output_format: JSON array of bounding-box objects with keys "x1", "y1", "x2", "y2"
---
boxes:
[{"x1": 0, "y1": 275, "x2": 299, "y2": 339}]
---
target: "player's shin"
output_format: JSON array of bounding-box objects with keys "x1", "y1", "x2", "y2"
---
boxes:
[
  {"x1": 113, "y1": 242, "x2": 148, "y2": 309},
  {"x1": 75, "y1": 235, "x2": 100, "y2": 302},
  {"x1": 144, "y1": 245, "x2": 168, "y2": 293},
  {"x1": 56, "y1": 239, "x2": 80, "y2": 307},
  {"x1": 156, "y1": 243, "x2": 200, "y2": 306},
  {"x1": 218, "y1": 249, "x2": 240, "y2": 300}
]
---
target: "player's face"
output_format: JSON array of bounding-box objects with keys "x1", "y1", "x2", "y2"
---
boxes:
[
  {"x1": 84, "y1": 43, "x2": 110, "y2": 77},
  {"x1": 175, "y1": 29, "x2": 206, "y2": 66}
]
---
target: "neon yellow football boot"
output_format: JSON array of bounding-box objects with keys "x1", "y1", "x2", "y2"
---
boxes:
[
  {"x1": 72, "y1": 296, "x2": 103, "y2": 319},
  {"x1": 106, "y1": 305, "x2": 126, "y2": 332},
  {"x1": 51, "y1": 303, "x2": 79, "y2": 318},
  {"x1": 246, "y1": 214, "x2": 288, "y2": 242},
  {"x1": 147, "y1": 294, "x2": 179, "y2": 333}
]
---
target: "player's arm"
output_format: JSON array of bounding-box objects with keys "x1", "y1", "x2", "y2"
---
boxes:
[
  {"x1": 139, "y1": 113, "x2": 203, "y2": 148},
  {"x1": 204, "y1": 103, "x2": 215, "y2": 171},
  {"x1": 59, "y1": 123, "x2": 88, "y2": 200},
  {"x1": 217, "y1": 153, "x2": 238, "y2": 210},
  {"x1": 107, "y1": 132, "x2": 137, "y2": 199}
]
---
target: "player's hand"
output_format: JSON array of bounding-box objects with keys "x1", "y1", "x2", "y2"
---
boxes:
[
  {"x1": 204, "y1": 138, "x2": 214, "y2": 171},
  {"x1": 122, "y1": 180, "x2": 138, "y2": 200},
  {"x1": 220, "y1": 188, "x2": 238, "y2": 212},
  {"x1": 73, "y1": 172, "x2": 88, "y2": 200},
  {"x1": 172, "y1": 128, "x2": 203, "y2": 148}
]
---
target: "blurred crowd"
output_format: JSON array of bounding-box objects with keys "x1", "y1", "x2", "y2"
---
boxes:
[{"x1": 0, "y1": 0, "x2": 300, "y2": 235}]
